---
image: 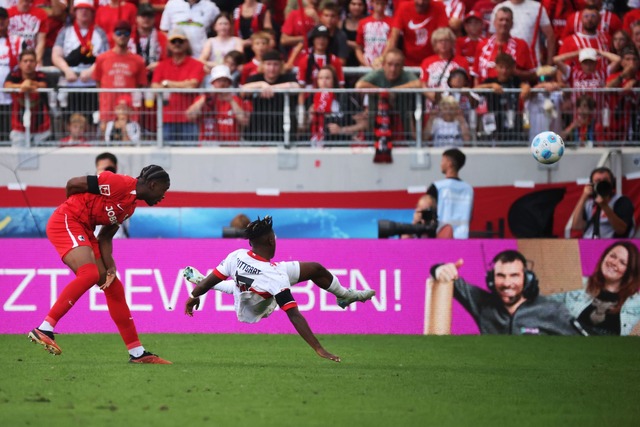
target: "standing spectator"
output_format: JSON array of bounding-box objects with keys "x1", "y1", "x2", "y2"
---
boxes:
[
  {"x1": 425, "y1": 95, "x2": 471, "y2": 147},
  {"x1": 439, "y1": 0, "x2": 466, "y2": 34},
  {"x1": 355, "y1": 0, "x2": 392, "y2": 67},
  {"x1": 605, "y1": 47, "x2": 640, "y2": 142},
  {"x1": 280, "y1": 0, "x2": 320, "y2": 50},
  {"x1": 456, "y1": 11, "x2": 485, "y2": 69},
  {"x1": 472, "y1": 0, "x2": 501, "y2": 35},
  {"x1": 60, "y1": 113, "x2": 89, "y2": 146},
  {"x1": 570, "y1": 166, "x2": 635, "y2": 238},
  {"x1": 240, "y1": 31, "x2": 269, "y2": 84},
  {"x1": 563, "y1": 0, "x2": 622, "y2": 38},
  {"x1": 52, "y1": 0, "x2": 109, "y2": 127},
  {"x1": 186, "y1": 64, "x2": 247, "y2": 143},
  {"x1": 93, "y1": 20, "x2": 147, "y2": 134},
  {"x1": 151, "y1": 27, "x2": 205, "y2": 144},
  {"x1": 541, "y1": 0, "x2": 580, "y2": 43},
  {"x1": 382, "y1": 0, "x2": 449, "y2": 67},
  {"x1": 296, "y1": 25, "x2": 345, "y2": 89},
  {"x1": 199, "y1": 12, "x2": 243, "y2": 71},
  {"x1": 233, "y1": 0, "x2": 271, "y2": 59},
  {"x1": 39, "y1": 0, "x2": 67, "y2": 66},
  {"x1": 8, "y1": 0, "x2": 48, "y2": 66},
  {"x1": 0, "y1": 7, "x2": 22, "y2": 142},
  {"x1": 425, "y1": 148, "x2": 474, "y2": 238},
  {"x1": 95, "y1": 0, "x2": 137, "y2": 48},
  {"x1": 104, "y1": 98, "x2": 141, "y2": 144},
  {"x1": 472, "y1": 7, "x2": 536, "y2": 85},
  {"x1": 4, "y1": 49, "x2": 50, "y2": 147},
  {"x1": 341, "y1": 0, "x2": 367, "y2": 67},
  {"x1": 622, "y1": 4, "x2": 640, "y2": 35},
  {"x1": 316, "y1": 1, "x2": 349, "y2": 64},
  {"x1": 242, "y1": 49, "x2": 300, "y2": 142},
  {"x1": 557, "y1": 6, "x2": 612, "y2": 71},
  {"x1": 611, "y1": 28, "x2": 632, "y2": 56},
  {"x1": 160, "y1": 0, "x2": 220, "y2": 58}
]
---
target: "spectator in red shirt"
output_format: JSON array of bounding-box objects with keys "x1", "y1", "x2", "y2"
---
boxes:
[
  {"x1": 186, "y1": 64, "x2": 247, "y2": 143},
  {"x1": 93, "y1": 20, "x2": 147, "y2": 134},
  {"x1": 355, "y1": 0, "x2": 392, "y2": 67},
  {"x1": 541, "y1": 0, "x2": 580, "y2": 43},
  {"x1": 622, "y1": 5, "x2": 640, "y2": 35},
  {"x1": 605, "y1": 47, "x2": 640, "y2": 142},
  {"x1": 563, "y1": 0, "x2": 621, "y2": 38},
  {"x1": 456, "y1": 11, "x2": 485, "y2": 68},
  {"x1": 472, "y1": 6, "x2": 536, "y2": 85},
  {"x1": 240, "y1": 30, "x2": 269, "y2": 84},
  {"x1": 96, "y1": 0, "x2": 137, "y2": 48},
  {"x1": 4, "y1": 49, "x2": 50, "y2": 147},
  {"x1": 233, "y1": 0, "x2": 271, "y2": 59},
  {"x1": 151, "y1": 27, "x2": 205, "y2": 144},
  {"x1": 38, "y1": 0, "x2": 67, "y2": 66},
  {"x1": 296, "y1": 24, "x2": 345, "y2": 88},
  {"x1": 280, "y1": 0, "x2": 320, "y2": 50},
  {"x1": 8, "y1": 0, "x2": 48, "y2": 65},
  {"x1": 382, "y1": 0, "x2": 449, "y2": 67},
  {"x1": 60, "y1": 113, "x2": 89, "y2": 146},
  {"x1": 558, "y1": 6, "x2": 612, "y2": 71}
]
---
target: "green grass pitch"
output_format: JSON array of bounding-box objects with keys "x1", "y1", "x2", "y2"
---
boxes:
[{"x1": 1, "y1": 334, "x2": 639, "y2": 427}]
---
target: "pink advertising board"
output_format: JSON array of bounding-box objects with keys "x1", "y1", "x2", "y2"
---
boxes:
[{"x1": 0, "y1": 239, "x2": 630, "y2": 335}]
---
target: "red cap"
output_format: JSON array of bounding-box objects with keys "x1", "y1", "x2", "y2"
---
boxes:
[{"x1": 464, "y1": 11, "x2": 484, "y2": 22}]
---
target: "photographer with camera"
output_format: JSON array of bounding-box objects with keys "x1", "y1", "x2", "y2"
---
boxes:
[
  {"x1": 570, "y1": 167, "x2": 635, "y2": 238},
  {"x1": 398, "y1": 194, "x2": 440, "y2": 239}
]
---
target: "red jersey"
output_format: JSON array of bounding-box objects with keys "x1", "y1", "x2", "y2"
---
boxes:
[
  {"x1": 471, "y1": 0, "x2": 498, "y2": 36},
  {"x1": 60, "y1": 171, "x2": 138, "y2": 229},
  {"x1": 472, "y1": 35, "x2": 534, "y2": 82},
  {"x1": 197, "y1": 94, "x2": 243, "y2": 142},
  {"x1": 558, "y1": 32, "x2": 611, "y2": 70},
  {"x1": 622, "y1": 9, "x2": 640, "y2": 34},
  {"x1": 96, "y1": 2, "x2": 138, "y2": 47},
  {"x1": 541, "y1": 0, "x2": 579, "y2": 41},
  {"x1": 7, "y1": 70, "x2": 50, "y2": 133},
  {"x1": 562, "y1": 10, "x2": 621, "y2": 38},
  {"x1": 240, "y1": 58, "x2": 260, "y2": 85},
  {"x1": 563, "y1": 66, "x2": 606, "y2": 91},
  {"x1": 420, "y1": 54, "x2": 469, "y2": 88},
  {"x1": 93, "y1": 50, "x2": 147, "y2": 121},
  {"x1": 356, "y1": 16, "x2": 393, "y2": 66},
  {"x1": 281, "y1": 8, "x2": 317, "y2": 38},
  {"x1": 296, "y1": 52, "x2": 345, "y2": 87},
  {"x1": 151, "y1": 56, "x2": 205, "y2": 123},
  {"x1": 8, "y1": 6, "x2": 48, "y2": 52},
  {"x1": 440, "y1": 0, "x2": 465, "y2": 20},
  {"x1": 393, "y1": 1, "x2": 449, "y2": 66},
  {"x1": 455, "y1": 36, "x2": 484, "y2": 67}
]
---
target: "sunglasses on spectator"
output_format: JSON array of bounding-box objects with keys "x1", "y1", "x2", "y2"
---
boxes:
[
  {"x1": 114, "y1": 30, "x2": 131, "y2": 37},
  {"x1": 170, "y1": 39, "x2": 185, "y2": 45}
]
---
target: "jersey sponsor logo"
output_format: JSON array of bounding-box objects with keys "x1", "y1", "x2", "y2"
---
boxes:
[
  {"x1": 117, "y1": 204, "x2": 124, "y2": 211},
  {"x1": 105, "y1": 205, "x2": 118, "y2": 225},
  {"x1": 99, "y1": 185, "x2": 111, "y2": 196},
  {"x1": 407, "y1": 17, "x2": 432, "y2": 31}
]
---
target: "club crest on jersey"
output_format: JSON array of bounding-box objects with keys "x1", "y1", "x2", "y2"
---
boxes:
[
  {"x1": 99, "y1": 185, "x2": 111, "y2": 196},
  {"x1": 78, "y1": 235, "x2": 85, "y2": 242}
]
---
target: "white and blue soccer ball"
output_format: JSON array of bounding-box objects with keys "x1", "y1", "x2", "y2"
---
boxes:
[{"x1": 531, "y1": 131, "x2": 565, "y2": 164}]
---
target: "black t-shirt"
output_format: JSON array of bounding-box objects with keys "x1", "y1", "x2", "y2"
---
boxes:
[
  {"x1": 577, "y1": 290, "x2": 621, "y2": 335},
  {"x1": 245, "y1": 72, "x2": 298, "y2": 141},
  {"x1": 482, "y1": 76, "x2": 521, "y2": 113}
]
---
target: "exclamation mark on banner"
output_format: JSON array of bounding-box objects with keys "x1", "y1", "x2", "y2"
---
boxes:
[{"x1": 394, "y1": 269, "x2": 401, "y2": 311}]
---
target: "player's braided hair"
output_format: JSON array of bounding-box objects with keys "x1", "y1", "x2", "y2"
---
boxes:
[
  {"x1": 137, "y1": 165, "x2": 170, "y2": 186},
  {"x1": 244, "y1": 215, "x2": 273, "y2": 240}
]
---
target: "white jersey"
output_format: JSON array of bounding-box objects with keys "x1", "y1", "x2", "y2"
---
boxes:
[{"x1": 214, "y1": 249, "x2": 300, "y2": 323}]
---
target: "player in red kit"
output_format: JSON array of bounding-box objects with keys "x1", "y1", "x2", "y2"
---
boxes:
[{"x1": 29, "y1": 165, "x2": 172, "y2": 364}]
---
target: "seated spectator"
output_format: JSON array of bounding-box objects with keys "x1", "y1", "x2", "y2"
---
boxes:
[
  {"x1": 8, "y1": 0, "x2": 47, "y2": 66},
  {"x1": 233, "y1": 0, "x2": 271, "y2": 60},
  {"x1": 51, "y1": 0, "x2": 109, "y2": 130},
  {"x1": 104, "y1": 99, "x2": 141, "y2": 144},
  {"x1": 0, "y1": 7, "x2": 22, "y2": 142},
  {"x1": 224, "y1": 50, "x2": 244, "y2": 87},
  {"x1": 340, "y1": 0, "x2": 367, "y2": 67},
  {"x1": 96, "y1": 0, "x2": 137, "y2": 48},
  {"x1": 570, "y1": 166, "x2": 635, "y2": 238},
  {"x1": 354, "y1": 0, "x2": 392, "y2": 67},
  {"x1": 455, "y1": 11, "x2": 485, "y2": 69},
  {"x1": 150, "y1": 27, "x2": 205, "y2": 144},
  {"x1": 241, "y1": 49, "x2": 300, "y2": 142},
  {"x1": 93, "y1": 21, "x2": 147, "y2": 134},
  {"x1": 475, "y1": 52, "x2": 531, "y2": 142},
  {"x1": 240, "y1": 31, "x2": 270, "y2": 84},
  {"x1": 186, "y1": 65, "x2": 247, "y2": 144},
  {"x1": 308, "y1": 65, "x2": 367, "y2": 146},
  {"x1": 560, "y1": 94, "x2": 605, "y2": 146},
  {"x1": 199, "y1": 13, "x2": 243, "y2": 72},
  {"x1": 60, "y1": 113, "x2": 89, "y2": 146},
  {"x1": 160, "y1": 0, "x2": 220, "y2": 58},
  {"x1": 425, "y1": 95, "x2": 471, "y2": 147},
  {"x1": 4, "y1": 49, "x2": 50, "y2": 147}
]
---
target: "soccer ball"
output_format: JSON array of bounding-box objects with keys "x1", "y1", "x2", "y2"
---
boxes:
[{"x1": 531, "y1": 131, "x2": 564, "y2": 165}]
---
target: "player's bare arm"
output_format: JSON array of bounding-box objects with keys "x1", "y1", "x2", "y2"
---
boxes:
[
  {"x1": 285, "y1": 306, "x2": 340, "y2": 363},
  {"x1": 184, "y1": 273, "x2": 223, "y2": 316},
  {"x1": 65, "y1": 176, "x2": 91, "y2": 197}
]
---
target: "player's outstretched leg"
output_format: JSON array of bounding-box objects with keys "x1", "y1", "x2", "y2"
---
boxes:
[
  {"x1": 337, "y1": 289, "x2": 376, "y2": 309},
  {"x1": 28, "y1": 328, "x2": 62, "y2": 355}
]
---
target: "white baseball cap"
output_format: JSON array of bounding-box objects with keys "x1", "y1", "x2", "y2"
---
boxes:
[
  {"x1": 74, "y1": 0, "x2": 94, "y2": 10},
  {"x1": 210, "y1": 65, "x2": 232, "y2": 83},
  {"x1": 579, "y1": 48, "x2": 598, "y2": 63}
]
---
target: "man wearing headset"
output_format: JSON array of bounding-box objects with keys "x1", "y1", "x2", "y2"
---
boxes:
[{"x1": 431, "y1": 250, "x2": 580, "y2": 335}]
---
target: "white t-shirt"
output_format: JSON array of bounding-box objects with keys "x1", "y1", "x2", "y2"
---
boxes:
[
  {"x1": 431, "y1": 117, "x2": 463, "y2": 147},
  {"x1": 0, "y1": 35, "x2": 22, "y2": 105},
  {"x1": 214, "y1": 249, "x2": 300, "y2": 323},
  {"x1": 160, "y1": 0, "x2": 220, "y2": 59},
  {"x1": 54, "y1": 24, "x2": 109, "y2": 87}
]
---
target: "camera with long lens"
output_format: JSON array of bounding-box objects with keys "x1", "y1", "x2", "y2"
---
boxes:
[
  {"x1": 378, "y1": 209, "x2": 438, "y2": 238},
  {"x1": 592, "y1": 180, "x2": 613, "y2": 199},
  {"x1": 222, "y1": 227, "x2": 246, "y2": 238}
]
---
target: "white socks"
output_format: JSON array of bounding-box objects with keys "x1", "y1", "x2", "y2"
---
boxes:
[
  {"x1": 327, "y1": 275, "x2": 350, "y2": 298},
  {"x1": 129, "y1": 346, "x2": 145, "y2": 358},
  {"x1": 38, "y1": 321, "x2": 54, "y2": 332}
]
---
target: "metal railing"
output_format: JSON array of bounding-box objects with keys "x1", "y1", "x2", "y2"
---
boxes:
[{"x1": 1, "y1": 86, "x2": 638, "y2": 148}]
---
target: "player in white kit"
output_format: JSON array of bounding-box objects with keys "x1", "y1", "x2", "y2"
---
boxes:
[{"x1": 183, "y1": 216, "x2": 375, "y2": 362}]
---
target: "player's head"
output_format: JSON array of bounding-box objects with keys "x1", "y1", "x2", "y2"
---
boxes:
[
  {"x1": 136, "y1": 165, "x2": 170, "y2": 206},
  {"x1": 245, "y1": 216, "x2": 276, "y2": 258},
  {"x1": 442, "y1": 148, "x2": 466, "y2": 174},
  {"x1": 95, "y1": 152, "x2": 118, "y2": 173},
  {"x1": 486, "y1": 250, "x2": 538, "y2": 307}
]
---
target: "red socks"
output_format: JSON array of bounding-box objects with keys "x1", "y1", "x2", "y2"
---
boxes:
[
  {"x1": 104, "y1": 277, "x2": 141, "y2": 349},
  {"x1": 45, "y1": 263, "x2": 100, "y2": 326}
]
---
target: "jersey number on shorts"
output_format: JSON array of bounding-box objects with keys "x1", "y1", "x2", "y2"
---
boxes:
[{"x1": 235, "y1": 273, "x2": 255, "y2": 292}]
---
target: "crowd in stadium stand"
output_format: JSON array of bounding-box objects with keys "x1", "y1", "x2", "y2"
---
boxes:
[{"x1": 1, "y1": 0, "x2": 639, "y2": 146}]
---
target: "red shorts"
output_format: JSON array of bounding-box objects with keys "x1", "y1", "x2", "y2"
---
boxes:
[{"x1": 46, "y1": 209, "x2": 100, "y2": 260}]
